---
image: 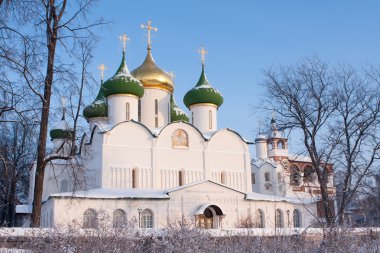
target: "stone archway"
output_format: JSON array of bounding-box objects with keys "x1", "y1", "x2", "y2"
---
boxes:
[{"x1": 195, "y1": 204, "x2": 224, "y2": 229}]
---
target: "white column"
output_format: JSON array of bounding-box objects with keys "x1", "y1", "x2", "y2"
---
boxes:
[
  {"x1": 140, "y1": 88, "x2": 171, "y2": 129},
  {"x1": 190, "y1": 104, "x2": 217, "y2": 133},
  {"x1": 107, "y1": 94, "x2": 139, "y2": 125}
]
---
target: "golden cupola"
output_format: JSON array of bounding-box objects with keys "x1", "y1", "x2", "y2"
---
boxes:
[
  {"x1": 131, "y1": 48, "x2": 174, "y2": 93},
  {"x1": 131, "y1": 19, "x2": 174, "y2": 93}
]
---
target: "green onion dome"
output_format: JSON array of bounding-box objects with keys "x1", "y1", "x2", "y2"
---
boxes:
[
  {"x1": 102, "y1": 52, "x2": 144, "y2": 98},
  {"x1": 171, "y1": 95, "x2": 189, "y2": 122},
  {"x1": 83, "y1": 81, "x2": 108, "y2": 119},
  {"x1": 50, "y1": 112, "x2": 74, "y2": 140},
  {"x1": 183, "y1": 65, "x2": 223, "y2": 108}
]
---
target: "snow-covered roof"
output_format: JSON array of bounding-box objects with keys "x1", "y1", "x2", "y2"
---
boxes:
[
  {"x1": 245, "y1": 192, "x2": 314, "y2": 204},
  {"x1": 16, "y1": 204, "x2": 32, "y2": 214},
  {"x1": 252, "y1": 158, "x2": 277, "y2": 168},
  {"x1": 288, "y1": 154, "x2": 312, "y2": 162},
  {"x1": 50, "y1": 188, "x2": 169, "y2": 199}
]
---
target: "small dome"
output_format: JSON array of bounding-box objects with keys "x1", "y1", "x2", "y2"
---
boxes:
[
  {"x1": 183, "y1": 65, "x2": 223, "y2": 108},
  {"x1": 131, "y1": 49, "x2": 174, "y2": 93},
  {"x1": 83, "y1": 82, "x2": 108, "y2": 119},
  {"x1": 50, "y1": 112, "x2": 74, "y2": 140},
  {"x1": 103, "y1": 52, "x2": 144, "y2": 98},
  {"x1": 255, "y1": 133, "x2": 267, "y2": 141},
  {"x1": 171, "y1": 95, "x2": 189, "y2": 122}
]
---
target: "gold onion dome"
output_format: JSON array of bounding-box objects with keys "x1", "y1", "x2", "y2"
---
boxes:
[{"x1": 131, "y1": 48, "x2": 174, "y2": 93}]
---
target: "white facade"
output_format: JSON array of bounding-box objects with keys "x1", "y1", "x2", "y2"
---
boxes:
[{"x1": 19, "y1": 37, "x2": 330, "y2": 230}]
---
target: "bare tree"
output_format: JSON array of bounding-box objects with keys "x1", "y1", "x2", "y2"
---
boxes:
[
  {"x1": 262, "y1": 58, "x2": 380, "y2": 226},
  {"x1": 0, "y1": 120, "x2": 36, "y2": 226},
  {"x1": 332, "y1": 65, "x2": 380, "y2": 225},
  {"x1": 0, "y1": 0, "x2": 105, "y2": 227},
  {"x1": 262, "y1": 58, "x2": 339, "y2": 225}
]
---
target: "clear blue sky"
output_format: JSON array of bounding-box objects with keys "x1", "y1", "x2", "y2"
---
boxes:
[{"x1": 86, "y1": 0, "x2": 380, "y2": 151}]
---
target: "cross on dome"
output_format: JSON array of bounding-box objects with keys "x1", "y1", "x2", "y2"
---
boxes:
[
  {"x1": 140, "y1": 19, "x2": 158, "y2": 50},
  {"x1": 118, "y1": 33, "x2": 129, "y2": 53},
  {"x1": 97, "y1": 64, "x2": 107, "y2": 81},
  {"x1": 198, "y1": 45, "x2": 207, "y2": 66}
]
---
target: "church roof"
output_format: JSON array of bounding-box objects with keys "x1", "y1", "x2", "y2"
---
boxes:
[
  {"x1": 183, "y1": 64, "x2": 223, "y2": 108},
  {"x1": 131, "y1": 49, "x2": 174, "y2": 93},
  {"x1": 83, "y1": 81, "x2": 108, "y2": 119},
  {"x1": 170, "y1": 95, "x2": 189, "y2": 122},
  {"x1": 102, "y1": 52, "x2": 144, "y2": 98}
]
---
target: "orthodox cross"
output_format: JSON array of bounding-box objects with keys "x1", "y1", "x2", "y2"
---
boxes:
[
  {"x1": 98, "y1": 64, "x2": 107, "y2": 81},
  {"x1": 118, "y1": 33, "x2": 129, "y2": 52},
  {"x1": 140, "y1": 19, "x2": 158, "y2": 49},
  {"x1": 61, "y1": 96, "x2": 67, "y2": 120},
  {"x1": 198, "y1": 45, "x2": 207, "y2": 66}
]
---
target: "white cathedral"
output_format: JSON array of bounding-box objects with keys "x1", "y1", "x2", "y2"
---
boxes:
[{"x1": 17, "y1": 21, "x2": 335, "y2": 229}]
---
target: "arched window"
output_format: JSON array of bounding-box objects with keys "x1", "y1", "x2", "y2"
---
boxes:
[
  {"x1": 303, "y1": 166, "x2": 315, "y2": 183},
  {"x1": 221, "y1": 171, "x2": 226, "y2": 184},
  {"x1": 179, "y1": 170, "x2": 185, "y2": 186},
  {"x1": 275, "y1": 209, "x2": 284, "y2": 228},
  {"x1": 126, "y1": 102, "x2": 130, "y2": 121},
  {"x1": 60, "y1": 179, "x2": 68, "y2": 192},
  {"x1": 293, "y1": 209, "x2": 301, "y2": 228},
  {"x1": 209, "y1": 110, "x2": 212, "y2": 129},
  {"x1": 83, "y1": 208, "x2": 98, "y2": 228},
  {"x1": 290, "y1": 165, "x2": 301, "y2": 186},
  {"x1": 255, "y1": 209, "x2": 265, "y2": 228},
  {"x1": 155, "y1": 99, "x2": 158, "y2": 128},
  {"x1": 132, "y1": 168, "x2": 138, "y2": 188},
  {"x1": 268, "y1": 142, "x2": 274, "y2": 150},
  {"x1": 278, "y1": 141, "x2": 284, "y2": 149},
  {"x1": 113, "y1": 209, "x2": 126, "y2": 228},
  {"x1": 141, "y1": 209, "x2": 153, "y2": 228},
  {"x1": 138, "y1": 99, "x2": 141, "y2": 122},
  {"x1": 264, "y1": 172, "x2": 271, "y2": 182}
]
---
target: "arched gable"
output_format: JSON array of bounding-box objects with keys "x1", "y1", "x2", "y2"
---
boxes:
[
  {"x1": 155, "y1": 121, "x2": 206, "y2": 150},
  {"x1": 103, "y1": 120, "x2": 154, "y2": 147},
  {"x1": 207, "y1": 129, "x2": 249, "y2": 153}
]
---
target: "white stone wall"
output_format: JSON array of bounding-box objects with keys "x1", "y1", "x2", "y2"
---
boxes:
[
  {"x1": 140, "y1": 88, "x2": 171, "y2": 129},
  {"x1": 190, "y1": 104, "x2": 217, "y2": 133},
  {"x1": 108, "y1": 94, "x2": 139, "y2": 125},
  {"x1": 47, "y1": 181, "x2": 316, "y2": 229}
]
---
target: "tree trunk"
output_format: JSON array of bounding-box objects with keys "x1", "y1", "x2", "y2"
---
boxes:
[{"x1": 31, "y1": 23, "x2": 58, "y2": 227}]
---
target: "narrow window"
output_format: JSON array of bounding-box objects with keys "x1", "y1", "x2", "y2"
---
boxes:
[
  {"x1": 275, "y1": 209, "x2": 283, "y2": 228},
  {"x1": 168, "y1": 103, "x2": 170, "y2": 122},
  {"x1": 141, "y1": 209, "x2": 153, "y2": 228},
  {"x1": 83, "y1": 209, "x2": 98, "y2": 228},
  {"x1": 293, "y1": 209, "x2": 301, "y2": 228},
  {"x1": 132, "y1": 168, "x2": 138, "y2": 188},
  {"x1": 179, "y1": 170, "x2": 184, "y2": 186},
  {"x1": 155, "y1": 99, "x2": 158, "y2": 128},
  {"x1": 138, "y1": 100, "x2": 141, "y2": 122},
  {"x1": 113, "y1": 209, "x2": 126, "y2": 228},
  {"x1": 255, "y1": 209, "x2": 265, "y2": 228},
  {"x1": 192, "y1": 112, "x2": 194, "y2": 124},
  {"x1": 251, "y1": 173, "x2": 256, "y2": 184},
  {"x1": 265, "y1": 172, "x2": 270, "y2": 182},
  {"x1": 221, "y1": 171, "x2": 226, "y2": 184},
  {"x1": 209, "y1": 110, "x2": 212, "y2": 129},
  {"x1": 126, "y1": 102, "x2": 130, "y2": 121}
]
